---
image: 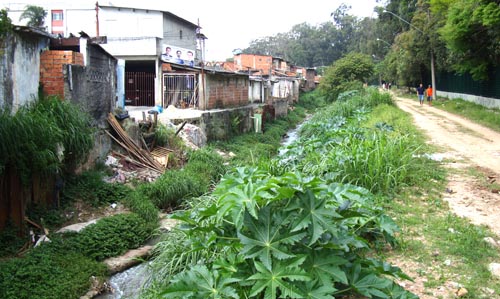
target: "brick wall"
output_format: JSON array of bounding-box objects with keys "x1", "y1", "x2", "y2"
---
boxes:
[
  {"x1": 40, "y1": 50, "x2": 84, "y2": 98},
  {"x1": 235, "y1": 54, "x2": 272, "y2": 72},
  {"x1": 206, "y1": 74, "x2": 249, "y2": 109}
]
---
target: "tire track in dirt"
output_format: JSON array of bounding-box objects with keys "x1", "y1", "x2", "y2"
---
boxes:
[{"x1": 395, "y1": 96, "x2": 500, "y2": 236}]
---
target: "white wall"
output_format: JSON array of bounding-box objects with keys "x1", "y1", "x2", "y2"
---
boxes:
[{"x1": 438, "y1": 91, "x2": 500, "y2": 109}]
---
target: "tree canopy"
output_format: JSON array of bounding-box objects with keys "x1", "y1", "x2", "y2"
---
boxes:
[{"x1": 19, "y1": 5, "x2": 47, "y2": 28}]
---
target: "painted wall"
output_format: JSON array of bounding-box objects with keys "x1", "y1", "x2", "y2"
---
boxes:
[
  {"x1": 437, "y1": 91, "x2": 500, "y2": 109},
  {"x1": 0, "y1": 30, "x2": 50, "y2": 112}
]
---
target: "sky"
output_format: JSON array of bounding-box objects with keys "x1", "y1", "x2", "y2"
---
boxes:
[
  {"x1": 2, "y1": 0, "x2": 382, "y2": 61},
  {"x1": 110, "y1": 0, "x2": 381, "y2": 61}
]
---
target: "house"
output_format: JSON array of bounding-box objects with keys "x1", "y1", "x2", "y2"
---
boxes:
[
  {"x1": 232, "y1": 53, "x2": 300, "y2": 115},
  {"x1": 4, "y1": 1, "x2": 202, "y2": 108}
]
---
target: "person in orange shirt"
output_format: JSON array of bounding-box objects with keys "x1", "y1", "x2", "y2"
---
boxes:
[{"x1": 426, "y1": 85, "x2": 433, "y2": 106}]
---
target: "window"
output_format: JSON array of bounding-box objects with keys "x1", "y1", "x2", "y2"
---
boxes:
[
  {"x1": 52, "y1": 10, "x2": 63, "y2": 21},
  {"x1": 179, "y1": 30, "x2": 183, "y2": 39}
]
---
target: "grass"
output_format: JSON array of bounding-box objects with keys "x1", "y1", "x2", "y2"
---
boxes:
[{"x1": 366, "y1": 93, "x2": 500, "y2": 298}]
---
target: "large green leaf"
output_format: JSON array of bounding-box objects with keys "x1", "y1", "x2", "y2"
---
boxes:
[
  {"x1": 287, "y1": 189, "x2": 341, "y2": 245},
  {"x1": 238, "y1": 207, "x2": 306, "y2": 270},
  {"x1": 295, "y1": 281, "x2": 337, "y2": 299},
  {"x1": 304, "y1": 251, "x2": 348, "y2": 285},
  {"x1": 217, "y1": 180, "x2": 275, "y2": 229},
  {"x1": 248, "y1": 258, "x2": 310, "y2": 299},
  {"x1": 347, "y1": 263, "x2": 393, "y2": 298},
  {"x1": 161, "y1": 265, "x2": 240, "y2": 299}
]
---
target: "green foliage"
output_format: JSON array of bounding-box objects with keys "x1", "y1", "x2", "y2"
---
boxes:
[
  {"x1": 61, "y1": 170, "x2": 131, "y2": 207},
  {"x1": 0, "y1": 222, "x2": 25, "y2": 257},
  {"x1": 319, "y1": 52, "x2": 374, "y2": 101},
  {"x1": 124, "y1": 190, "x2": 160, "y2": 223},
  {"x1": 0, "y1": 9, "x2": 13, "y2": 37},
  {"x1": 154, "y1": 124, "x2": 185, "y2": 150},
  {"x1": 151, "y1": 167, "x2": 414, "y2": 299},
  {"x1": 439, "y1": 0, "x2": 500, "y2": 80},
  {"x1": 139, "y1": 147, "x2": 226, "y2": 209},
  {"x1": 0, "y1": 250, "x2": 106, "y2": 299},
  {"x1": 0, "y1": 98, "x2": 94, "y2": 182},
  {"x1": 74, "y1": 213, "x2": 153, "y2": 260},
  {"x1": 19, "y1": 5, "x2": 47, "y2": 28}
]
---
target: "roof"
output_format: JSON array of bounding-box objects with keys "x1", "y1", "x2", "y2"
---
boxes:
[{"x1": 13, "y1": 25, "x2": 55, "y2": 39}]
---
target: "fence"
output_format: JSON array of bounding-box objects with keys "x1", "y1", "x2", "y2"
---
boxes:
[
  {"x1": 162, "y1": 73, "x2": 198, "y2": 108},
  {"x1": 125, "y1": 72, "x2": 155, "y2": 106}
]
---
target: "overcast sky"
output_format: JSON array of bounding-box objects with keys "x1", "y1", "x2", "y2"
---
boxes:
[
  {"x1": 2, "y1": 0, "x2": 382, "y2": 61},
  {"x1": 110, "y1": 0, "x2": 381, "y2": 61}
]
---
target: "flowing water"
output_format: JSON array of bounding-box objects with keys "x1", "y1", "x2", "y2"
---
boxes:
[{"x1": 94, "y1": 263, "x2": 151, "y2": 299}]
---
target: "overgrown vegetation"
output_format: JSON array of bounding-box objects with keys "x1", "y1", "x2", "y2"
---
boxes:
[
  {"x1": 142, "y1": 89, "x2": 432, "y2": 298},
  {"x1": 0, "y1": 97, "x2": 94, "y2": 183},
  {"x1": 0, "y1": 212, "x2": 155, "y2": 299}
]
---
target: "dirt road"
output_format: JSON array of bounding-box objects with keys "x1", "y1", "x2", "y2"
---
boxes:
[{"x1": 394, "y1": 96, "x2": 500, "y2": 236}]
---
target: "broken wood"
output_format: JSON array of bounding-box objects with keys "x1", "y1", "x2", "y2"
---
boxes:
[
  {"x1": 175, "y1": 121, "x2": 188, "y2": 136},
  {"x1": 107, "y1": 113, "x2": 165, "y2": 173}
]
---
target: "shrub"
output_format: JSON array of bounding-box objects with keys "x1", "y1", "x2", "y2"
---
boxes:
[
  {"x1": 74, "y1": 213, "x2": 153, "y2": 261},
  {"x1": 61, "y1": 170, "x2": 132, "y2": 207},
  {"x1": 0, "y1": 249, "x2": 106, "y2": 299}
]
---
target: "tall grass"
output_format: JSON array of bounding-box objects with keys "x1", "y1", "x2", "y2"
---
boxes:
[{"x1": 279, "y1": 88, "x2": 440, "y2": 195}]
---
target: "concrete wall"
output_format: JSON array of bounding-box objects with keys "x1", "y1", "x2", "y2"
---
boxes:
[
  {"x1": 438, "y1": 90, "x2": 500, "y2": 109},
  {"x1": 62, "y1": 48, "x2": 117, "y2": 127},
  {"x1": 200, "y1": 106, "x2": 255, "y2": 141},
  {"x1": 271, "y1": 98, "x2": 289, "y2": 119},
  {"x1": 0, "y1": 30, "x2": 50, "y2": 112},
  {"x1": 205, "y1": 73, "x2": 249, "y2": 109}
]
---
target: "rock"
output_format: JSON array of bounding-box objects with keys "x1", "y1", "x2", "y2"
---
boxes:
[
  {"x1": 456, "y1": 287, "x2": 468, "y2": 297},
  {"x1": 104, "y1": 245, "x2": 153, "y2": 274},
  {"x1": 57, "y1": 219, "x2": 98, "y2": 233},
  {"x1": 488, "y1": 263, "x2": 500, "y2": 279},
  {"x1": 484, "y1": 237, "x2": 499, "y2": 247}
]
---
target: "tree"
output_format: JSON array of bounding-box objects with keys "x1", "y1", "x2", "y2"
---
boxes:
[
  {"x1": 0, "y1": 9, "x2": 13, "y2": 37},
  {"x1": 438, "y1": 0, "x2": 500, "y2": 80},
  {"x1": 19, "y1": 5, "x2": 47, "y2": 29},
  {"x1": 319, "y1": 52, "x2": 374, "y2": 101}
]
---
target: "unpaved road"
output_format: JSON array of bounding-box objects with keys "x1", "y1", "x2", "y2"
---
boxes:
[{"x1": 395, "y1": 96, "x2": 500, "y2": 236}]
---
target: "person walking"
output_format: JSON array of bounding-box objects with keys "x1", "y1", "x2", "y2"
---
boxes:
[
  {"x1": 417, "y1": 83, "x2": 425, "y2": 106},
  {"x1": 426, "y1": 84, "x2": 433, "y2": 106}
]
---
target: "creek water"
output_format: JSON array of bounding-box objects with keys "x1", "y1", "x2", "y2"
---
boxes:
[
  {"x1": 94, "y1": 122, "x2": 305, "y2": 299},
  {"x1": 94, "y1": 263, "x2": 151, "y2": 299}
]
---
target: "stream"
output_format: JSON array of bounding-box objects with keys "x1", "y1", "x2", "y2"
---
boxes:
[{"x1": 94, "y1": 122, "x2": 305, "y2": 299}]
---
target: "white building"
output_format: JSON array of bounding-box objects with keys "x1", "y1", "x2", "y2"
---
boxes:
[{"x1": 3, "y1": 0, "x2": 203, "y2": 107}]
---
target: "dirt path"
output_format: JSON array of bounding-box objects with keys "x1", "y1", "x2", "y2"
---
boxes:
[{"x1": 394, "y1": 95, "x2": 500, "y2": 236}]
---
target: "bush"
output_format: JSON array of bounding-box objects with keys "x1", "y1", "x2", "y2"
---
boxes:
[
  {"x1": 72, "y1": 213, "x2": 153, "y2": 261},
  {"x1": 0, "y1": 249, "x2": 106, "y2": 299},
  {"x1": 61, "y1": 170, "x2": 132, "y2": 207}
]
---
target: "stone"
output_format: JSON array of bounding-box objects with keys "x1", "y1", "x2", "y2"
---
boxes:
[
  {"x1": 104, "y1": 245, "x2": 153, "y2": 274},
  {"x1": 456, "y1": 287, "x2": 468, "y2": 297},
  {"x1": 484, "y1": 237, "x2": 499, "y2": 247},
  {"x1": 488, "y1": 263, "x2": 500, "y2": 279},
  {"x1": 57, "y1": 219, "x2": 98, "y2": 233}
]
